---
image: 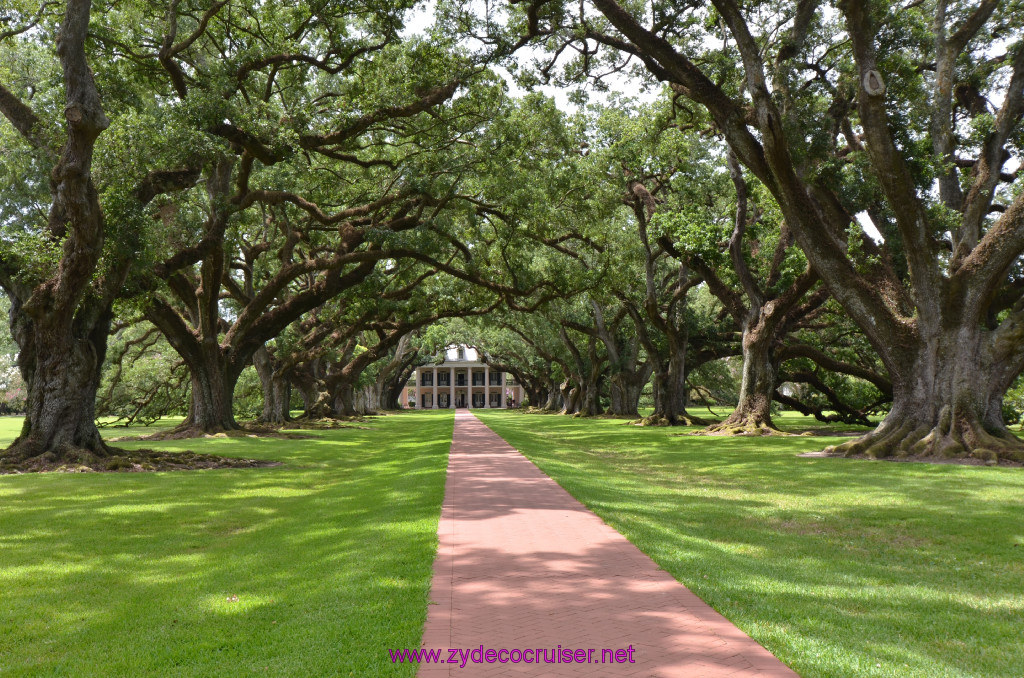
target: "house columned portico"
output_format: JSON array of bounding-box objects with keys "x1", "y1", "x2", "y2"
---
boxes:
[{"x1": 403, "y1": 345, "x2": 522, "y2": 409}]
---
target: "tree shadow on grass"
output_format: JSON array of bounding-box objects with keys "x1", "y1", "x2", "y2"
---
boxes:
[
  {"x1": 0, "y1": 411, "x2": 455, "y2": 677},
  {"x1": 473, "y1": 410, "x2": 1024, "y2": 677}
]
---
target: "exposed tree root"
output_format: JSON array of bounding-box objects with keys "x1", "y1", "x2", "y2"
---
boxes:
[
  {"x1": 696, "y1": 412, "x2": 783, "y2": 436},
  {"x1": 821, "y1": 408, "x2": 1024, "y2": 464},
  {"x1": 119, "y1": 422, "x2": 314, "y2": 441},
  {"x1": 633, "y1": 413, "x2": 711, "y2": 427},
  {"x1": 518, "y1": 407, "x2": 562, "y2": 415},
  {"x1": 281, "y1": 417, "x2": 373, "y2": 430},
  {"x1": 0, "y1": 442, "x2": 278, "y2": 474},
  {"x1": 696, "y1": 422, "x2": 784, "y2": 436}
]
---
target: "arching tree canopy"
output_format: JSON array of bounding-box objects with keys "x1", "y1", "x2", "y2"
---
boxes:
[{"x1": 2, "y1": 0, "x2": 1024, "y2": 465}]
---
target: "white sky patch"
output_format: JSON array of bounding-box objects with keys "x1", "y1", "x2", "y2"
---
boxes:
[
  {"x1": 856, "y1": 211, "x2": 883, "y2": 243},
  {"x1": 401, "y1": 1, "x2": 435, "y2": 38},
  {"x1": 401, "y1": 0, "x2": 654, "y2": 113}
]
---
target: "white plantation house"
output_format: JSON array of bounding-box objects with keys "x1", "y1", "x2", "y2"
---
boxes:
[{"x1": 402, "y1": 345, "x2": 523, "y2": 409}]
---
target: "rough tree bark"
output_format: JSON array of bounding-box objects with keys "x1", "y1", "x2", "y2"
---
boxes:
[
  {"x1": 381, "y1": 344, "x2": 421, "y2": 410},
  {"x1": 183, "y1": 343, "x2": 244, "y2": 433},
  {"x1": 288, "y1": 362, "x2": 322, "y2": 417},
  {"x1": 828, "y1": 326, "x2": 1023, "y2": 461},
  {"x1": 334, "y1": 382, "x2": 361, "y2": 416},
  {"x1": 560, "y1": 378, "x2": 581, "y2": 414},
  {"x1": 544, "y1": 386, "x2": 563, "y2": 411},
  {"x1": 647, "y1": 333, "x2": 703, "y2": 426},
  {"x1": 254, "y1": 346, "x2": 291, "y2": 425},
  {"x1": 6, "y1": 296, "x2": 111, "y2": 460}
]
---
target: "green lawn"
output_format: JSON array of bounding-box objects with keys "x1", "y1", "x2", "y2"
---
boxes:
[
  {"x1": 0, "y1": 411, "x2": 453, "y2": 677},
  {"x1": 475, "y1": 409, "x2": 1024, "y2": 678}
]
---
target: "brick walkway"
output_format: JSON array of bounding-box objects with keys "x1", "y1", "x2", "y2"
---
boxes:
[{"x1": 417, "y1": 410, "x2": 798, "y2": 677}]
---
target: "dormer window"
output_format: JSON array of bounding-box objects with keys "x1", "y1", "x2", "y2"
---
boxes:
[{"x1": 457, "y1": 347, "x2": 465, "y2": 360}]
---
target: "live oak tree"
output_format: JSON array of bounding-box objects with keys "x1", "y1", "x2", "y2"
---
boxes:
[
  {"x1": 87, "y1": 0, "x2": 518, "y2": 434},
  {"x1": 658, "y1": 153, "x2": 828, "y2": 434},
  {"x1": 566, "y1": 298, "x2": 653, "y2": 417},
  {"x1": 516, "y1": 0, "x2": 1024, "y2": 460},
  {"x1": 587, "y1": 102, "x2": 723, "y2": 425},
  {"x1": 0, "y1": 0, "x2": 446, "y2": 453},
  {"x1": 0, "y1": 0, "x2": 203, "y2": 462}
]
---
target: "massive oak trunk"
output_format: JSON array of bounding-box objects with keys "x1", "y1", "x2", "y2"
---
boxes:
[
  {"x1": 4, "y1": 299, "x2": 111, "y2": 461},
  {"x1": 577, "y1": 378, "x2": 604, "y2": 416},
  {"x1": 827, "y1": 326, "x2": 1023, "y2": 462},
  {"x1": 527, "y1": 381, "x2": 551, "y2": 408},
  {"x1": 558, "y1": 329, "x2": 605, "y2": 417},
  {"x1": 287, "y1": 363, "x2": 321, "y2": 417},
  {"x1": 582, "y1": 300, "x2": 651, "y2": 418},
  {"x1": 706, "y1": 325, "x2": 778, "y2": 434},
  {"x1": 560, "y1": 379, "x2": 581, "y2": 414},
  {"x1": 575, "y1": 362, "x2": 605, "y2": 417},
  {"x1": 381, "y1": 361, "x2": 416, "y2": 410},
  {"x1": 334, "y1": 379, "x2": 374, "y2": 417},
  {"x1": 254, "y1": 346, "x2": 290, "y2": 425},
  {"x1": 382, "y1": 384, "x2": 404, "y2": 410},
  {"x1": 644, "y1": 338, "x2": 707, "y2": 426},
  {"x1": 608, "y1": 367, "x2": 651, "y2": 418},
  {"x1": 335, "y1": 382, "x2": 356, "y2": 416},
  {"x1": 531, "y1": 376, "x2": 560, "y2": 410},
  {"x1": 544, "y1": 387, "x2": 562, "y2": 411},
  {"x1": 183, "y1": 346, "x2": 242, "y2": 433}
]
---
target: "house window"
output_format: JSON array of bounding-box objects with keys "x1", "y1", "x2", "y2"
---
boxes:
[
  {"x1": 489, "y1": 373, "x2": 502, "y2": 386},
  {"x1": 438, "y1": 372, "x2": 450, "y2": 386},
  {"x1": 457, "y1": 347, "x2": 465, "y2": 360},
  {"x1": 439, "y1": 393, "x2": 450, "y2": 408},
  {"x1": 472, "y1": 372, "x2": 484, "y2": 386},
  {"x1": 421, "y1": 393, "x2": 433, "y2": 408},
  {"x1": 421, "y1": 371, "x2": 433, "y2": 386},
  {"x1": 456, "y1": 373, "x2": 466, "y2": 386},
  {"x1": 489, "y1": 393, "x2": 501, "y2": 407},
  {"x1": 472, "y1": 393, "x2": 485, "y2": 408}
]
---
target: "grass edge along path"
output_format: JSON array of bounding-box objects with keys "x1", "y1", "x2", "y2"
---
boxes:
[
  {"x1": 474, "y1": 409, "x2": 1024, "y2": 678},
  {"x1": 0, "y1": 410, "x2": 453, "y2": 677}
]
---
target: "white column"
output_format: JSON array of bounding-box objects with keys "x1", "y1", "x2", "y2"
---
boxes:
[
  {"x1": 499, "y1": 372, "x2": 506, "y2": 408},
  {"x1": 415, "y1": 368, "x2": 421, "y2": 409},
  {"x1": 484, "y1": 366, "x2": 490, "y2": 408},
  {"x1": 432, "y1": 368, "x2": 438, "y2": 409},
  {"x1": 450, "y1": 367, "x2": 455, "y2": 409}
]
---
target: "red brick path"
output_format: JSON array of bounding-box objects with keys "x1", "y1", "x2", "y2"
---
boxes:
[{"x1": 418, "y1": 410, "x2": 798, "y2": 677}]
